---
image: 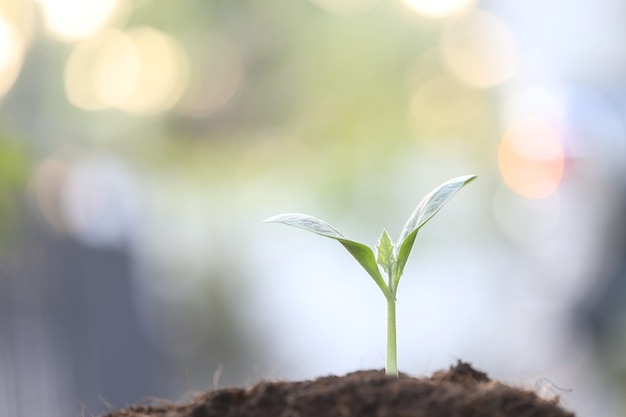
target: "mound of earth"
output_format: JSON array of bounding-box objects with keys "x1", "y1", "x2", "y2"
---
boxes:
[{"x1": 101, "y1": 361, "x2": 574, "y2": 417}]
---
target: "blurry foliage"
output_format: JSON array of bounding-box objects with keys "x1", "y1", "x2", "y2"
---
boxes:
[
  {"x1": 0, "y1": 132, "x2": 29, "y2": 244},
  {"x1": 1, "y1": 0, "x2": 496, "y2": 241},
  {"x1": 151, "y1": 1, "x2": 492, "y2": 214}
]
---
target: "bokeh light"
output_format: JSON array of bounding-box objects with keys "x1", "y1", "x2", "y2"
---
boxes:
[
  {"x1": 30, "y1": 152, "x2": 142, "y2": 247},
  {"x1": 398, "y1": 0, "x2": 476, "y2": 19},
  {"x1": 64, "y1": 27, "x2": 189, "y2": 114},
  {"x1": 64, "y1": 28, "x2": 130, "y2": 110},
  {"x1": 117, "y1": 27, "x2": 189, "y2": 114},
  {"x1": 37, "y1": 0, "x2": 120, "y2": 41},
  {"x1": 0, "y1": 16, "x2": 25, "y2": 98},
  {"x1": 37, "y1": 0, "x2": 122, "y2": 41},
  {"x1": 93, "y1": 29, "x2": 140, "y2": 108},
  {"x1": 60, "y1": 154, "x2": 141, "y2": 247},
  {"x1": 441, "y1": 10, "x2": 518, "y2": 88},
  {"x1": 498, "y1": 117, "x2": 565, "y2": 199}
]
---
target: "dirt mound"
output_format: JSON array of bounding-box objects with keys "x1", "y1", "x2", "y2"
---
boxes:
[{"x1": 101, "y1": 361, "x2": 574, "y2": 417}]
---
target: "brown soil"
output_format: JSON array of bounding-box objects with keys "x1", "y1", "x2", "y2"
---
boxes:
[{"x1": 101, "y1": 361, "x2": 574, "y2": 417}]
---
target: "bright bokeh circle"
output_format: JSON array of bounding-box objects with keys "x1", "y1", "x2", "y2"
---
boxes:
[
  {"x1": 399, "y1": 0, "x2": 476, "y2": 18},
  {"x1": 0, "y1": 17, "x2": 25, "y2": 98},
  {"x1": 38, "y1": 0, "x2": 122, "y2": 41},
  {"x1": 498, "y1": 117, "x2": 565, "y2": 199},
  {"x1": 64, "y1": 27, "x2": 189, "y2": 114}
]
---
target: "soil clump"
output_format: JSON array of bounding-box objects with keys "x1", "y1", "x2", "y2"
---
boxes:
[{"x1": 101, "y1": 361, "x2": 574, "y2": 417}]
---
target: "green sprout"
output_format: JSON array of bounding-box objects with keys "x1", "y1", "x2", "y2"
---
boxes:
[{"x1": 263, "y1": 175, "x2": 476, "y2": 376}]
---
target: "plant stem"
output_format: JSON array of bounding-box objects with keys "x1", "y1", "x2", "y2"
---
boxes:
[{"x1": 386, "y1": 296, "x2": 398, "y2": 376}]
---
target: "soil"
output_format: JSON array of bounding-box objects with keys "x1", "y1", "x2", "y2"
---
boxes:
[{"x1": 101, "y1": 361, "x2": 574, "y2": 417}]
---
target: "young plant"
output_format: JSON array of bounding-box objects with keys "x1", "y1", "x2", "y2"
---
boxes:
[{"x1": 263, "y1": 175, "x2": 476, "y2": 376}]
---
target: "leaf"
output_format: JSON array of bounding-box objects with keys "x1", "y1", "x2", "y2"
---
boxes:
[
  {"x1": 376, "y1": 229, "x2": 395, "y2": 275},
  {"x1": 263, "y1": 213, "x2": 345, "y2": 239},
  {"x1": 263, "y1": 213, "x2": 391, "y2": 298},
  {"x1": 393, "y1": 175, "x2": 476, "y2": 289}
]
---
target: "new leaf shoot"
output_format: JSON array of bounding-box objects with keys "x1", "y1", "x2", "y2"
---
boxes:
[{"x1": 263, "y1": 175, "x2": 476, "y2": 375}]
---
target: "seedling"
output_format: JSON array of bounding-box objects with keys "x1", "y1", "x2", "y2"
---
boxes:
[{"x1": 263, "y1": 175, "x2": 476, "y2": 376}]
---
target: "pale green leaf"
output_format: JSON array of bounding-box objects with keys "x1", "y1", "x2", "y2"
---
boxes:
[
  {"x1": 263, "y1": 213, "x2": 391, "y2": 298},
  {"x1": 393, "y1": 175, "x2": 476, "y2": 288},
  {"x1": 263, "y1": 213, "x2": 345, "y2": 239}
]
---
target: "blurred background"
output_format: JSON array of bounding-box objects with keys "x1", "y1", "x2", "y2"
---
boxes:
[{"x1": 0, "y1": 0, "x2": 625, "y2": 416}]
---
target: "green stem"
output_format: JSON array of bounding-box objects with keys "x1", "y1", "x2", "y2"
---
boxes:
[{"x1": 386, "y1": 296, "x2": 398, "y2": 376}]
